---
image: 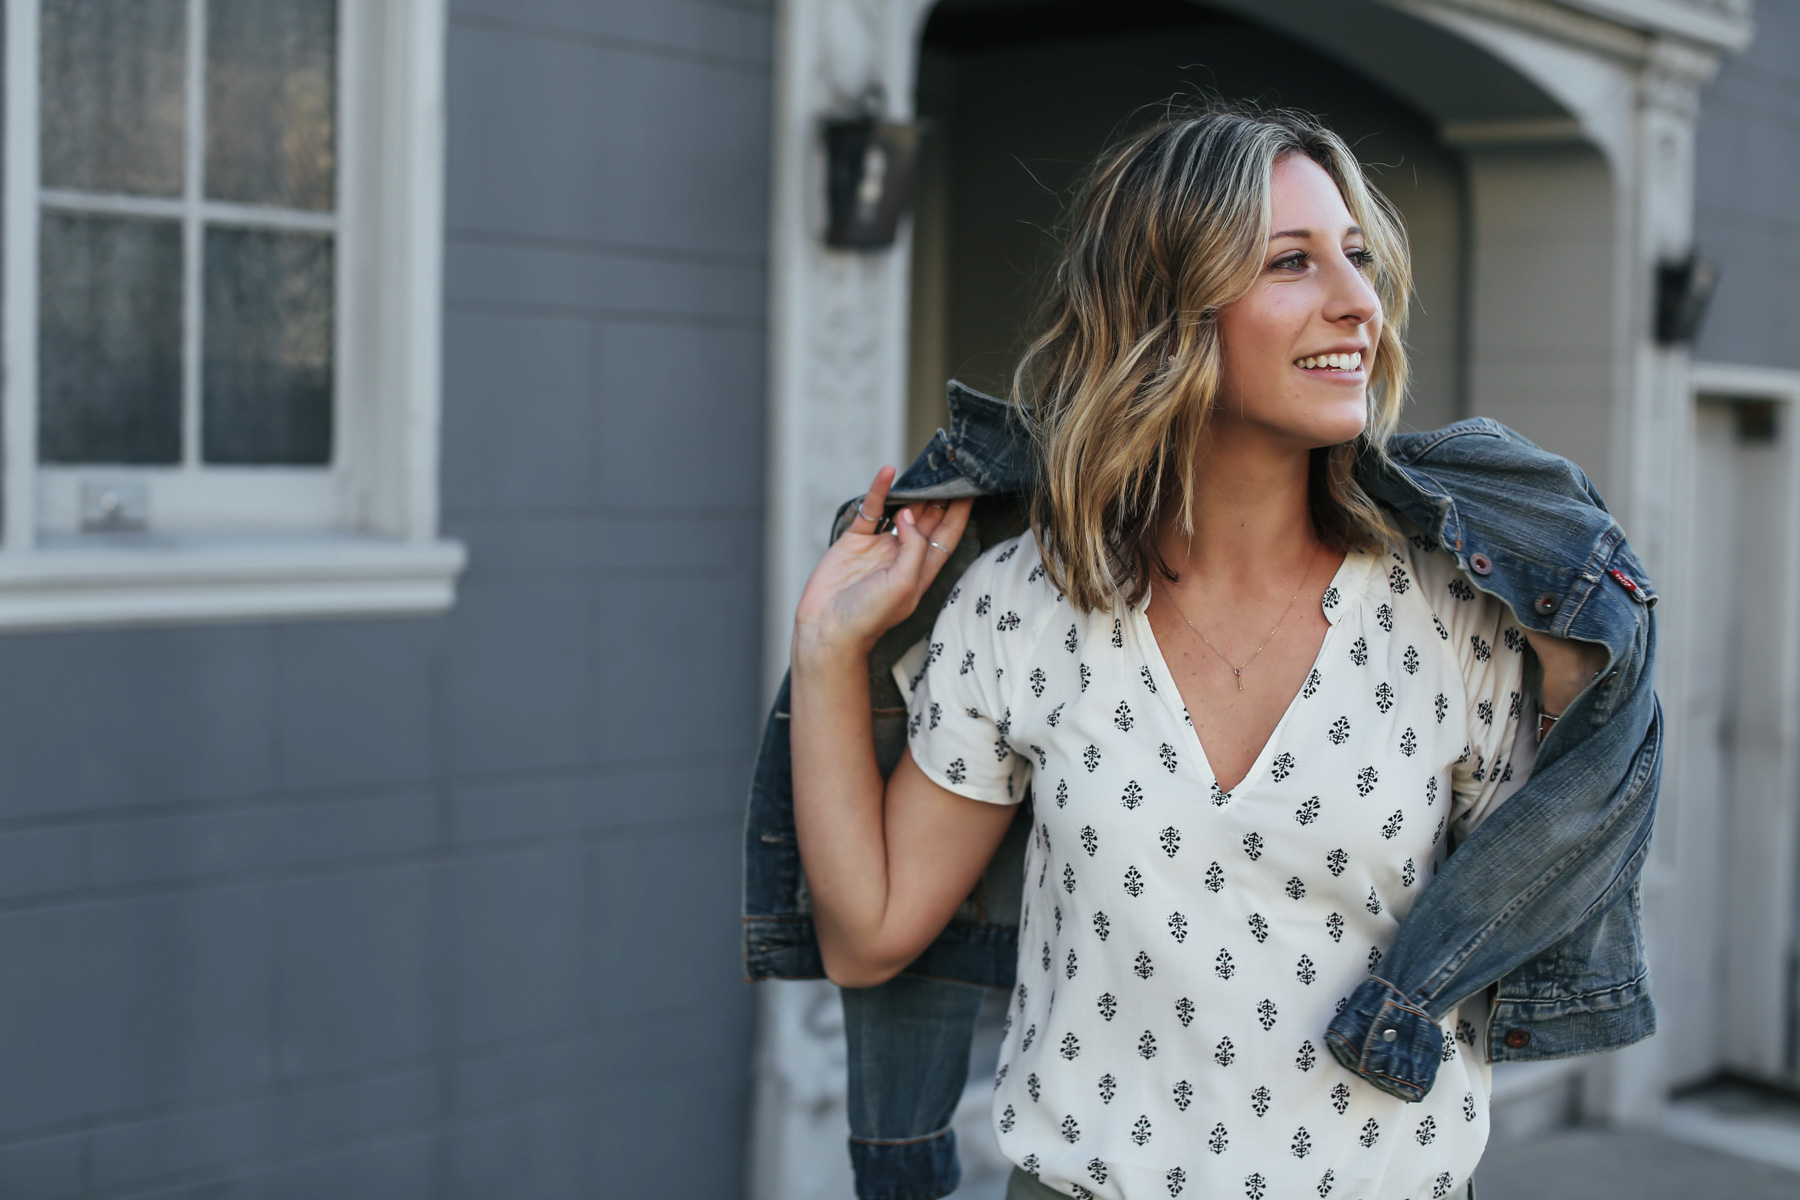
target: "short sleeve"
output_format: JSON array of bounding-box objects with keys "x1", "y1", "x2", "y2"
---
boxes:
[
  {"x1": 894, "y1": 537, "x2": 1042, "y2": 805},
  {"x1": 1406, "y1": 539, "x2": 1533, "y2": 839}
]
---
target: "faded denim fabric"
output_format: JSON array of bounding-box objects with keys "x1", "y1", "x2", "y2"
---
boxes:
[
  {"x1": 743, "y1": 382, "x2": 1659, "y2": 1200},
  {"x1": 844, "y1": 974, "x2": 989, "y2": 1200}
]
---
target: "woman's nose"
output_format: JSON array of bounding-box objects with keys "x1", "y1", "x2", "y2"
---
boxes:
[{"x1": 1325, "y1": 257, "x2": 1379, "y2": 325}]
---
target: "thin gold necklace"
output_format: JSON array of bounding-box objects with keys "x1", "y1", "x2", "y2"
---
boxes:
[{"x1": 1164, "y1": 542, "x2": 1323, "y2": 692}]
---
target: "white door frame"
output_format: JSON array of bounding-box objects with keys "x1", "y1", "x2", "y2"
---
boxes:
[{"x1": 1688, "y1": 360, "x2": 1800, "y2": 1085}]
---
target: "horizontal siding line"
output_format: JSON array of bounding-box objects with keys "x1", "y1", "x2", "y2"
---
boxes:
[
  {"x1": 455, "y1": 566, "x2": 761, "y2": 585},
  {"x1": 447, "y1": 559, "x2": 761, "y2": 578},
  {"x1": 75, "y1": 1079, "x2": 745, "y2": 1200},
  {"x1": 456, "y1": 561, "x2": 754, "y2": 581},
  {"x1": 1693, "y1": 209, "x2": 1800, "y2": 236},
  {"x1": 447, "y1": 225, "x2": 767, "y2": 269},
  {"x1": 427, "y1": 752, "x2": 756, "y2": 797},
  {"x1": 446, "y1": 555, "x2": 762, "y2": 572},
  {"x1": 444, "y1": 297, "x2": 765, "y2": 330},
  {"x1": 450, "y1": 507, "x2": 766, "y2": 525},
  {"x1": 0, "y1": 749, "x2": 751, "y2": 835},
  {"x1": 686, "y1": 0, "x2": 775, "y2": 15},
  {"x1": 450, "y1": 11, "x2": 771, "y2": 76},
  {"x1": 444, "y1": 504, "x2": 763, "y2": 522},
  {"x1": 1700, "y1": 61, "x2": 1800, "y2": 95},
  {"x1": 0, "y1": 1003, "x2": 732, "y2": 1161},
  {"x1": 0, "y1": 810, "x2": 742, "y2": 916}
]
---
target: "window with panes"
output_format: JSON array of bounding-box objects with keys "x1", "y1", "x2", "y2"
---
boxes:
[{"x1": 36, "y1": 0, "x2": 339, "y2": 530}]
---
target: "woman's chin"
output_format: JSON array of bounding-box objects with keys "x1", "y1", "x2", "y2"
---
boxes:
[
  {"x1": 1290, "y1": 406, "x2": 1368, "y2": 449},
  {"x1": 1217, "y1": 394, "x2": 1369, "y2": 450}
]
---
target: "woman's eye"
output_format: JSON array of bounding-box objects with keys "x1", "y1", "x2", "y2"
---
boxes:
[
  {"x1": 1271, "y1": 252, "x2": 1308, "y2": 271},
  {"x1": 1349, "y1": 249, "x2": 1375, "y2": 271}
]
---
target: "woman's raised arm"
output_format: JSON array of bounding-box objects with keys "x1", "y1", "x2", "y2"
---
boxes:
[{"x1": 789, "y1": 468, "x2": 1015, "y2": 988}]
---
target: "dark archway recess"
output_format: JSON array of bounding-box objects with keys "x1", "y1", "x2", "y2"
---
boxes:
[{"x1": 906, "y1": 0, "x2": 1475, "y2": 454}]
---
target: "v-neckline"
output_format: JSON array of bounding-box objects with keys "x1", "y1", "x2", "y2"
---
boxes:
[{"x1": 1131, "y1": 549, "x2": 1373, "y2": 799}]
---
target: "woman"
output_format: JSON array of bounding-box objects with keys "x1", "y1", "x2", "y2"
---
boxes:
[{"x1": 789, "y1": 106, "x2": 1606, "y2": 1200}]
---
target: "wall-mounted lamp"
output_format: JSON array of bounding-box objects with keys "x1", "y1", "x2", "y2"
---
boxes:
[
  {"x1": 1655, "y1": 254, "x2": 1719, "y2": 345},
  {"x1": 822, "y1": 112, "x2": 923, "y2": 250}
]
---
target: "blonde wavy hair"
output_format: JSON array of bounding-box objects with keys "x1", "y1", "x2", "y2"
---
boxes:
[{"x1": 1012, "y1": 103, "x2": 1413, "y2": 613}]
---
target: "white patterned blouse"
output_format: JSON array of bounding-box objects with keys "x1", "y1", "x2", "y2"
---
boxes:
[{"x1": 896, "y1": 530, "x2": 1532, "y2": 1200}]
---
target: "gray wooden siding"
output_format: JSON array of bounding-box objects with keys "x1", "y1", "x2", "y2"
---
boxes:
[
  {"x1": 1693, "y1": 1, "x2": 1800, "y2": 370},
  {"x1": 0, "y1": 3, "x2": 770, "y2": 1197}
]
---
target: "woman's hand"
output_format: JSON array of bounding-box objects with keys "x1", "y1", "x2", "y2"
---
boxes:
[{"x1": 793, "y1": 466, "x2": 973, "y2": 665}]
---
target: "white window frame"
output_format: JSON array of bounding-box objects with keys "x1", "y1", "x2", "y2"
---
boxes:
[{"x1": 0, "y1": 0, "x2": 462, "y2": 632}]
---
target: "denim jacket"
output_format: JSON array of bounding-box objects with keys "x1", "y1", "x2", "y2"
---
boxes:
[{"x1": 744, "y1": 382, "x2": 1661, "y2": 1200}]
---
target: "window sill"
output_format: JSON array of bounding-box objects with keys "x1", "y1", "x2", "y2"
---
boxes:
[{"x1": 0, "y1": 534, "x2": 467, "y2": 632}]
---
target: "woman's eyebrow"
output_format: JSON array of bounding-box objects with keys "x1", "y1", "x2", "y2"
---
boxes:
[{"x1": 1269, "y1": 225, "x2": 1364, "y2": 241}]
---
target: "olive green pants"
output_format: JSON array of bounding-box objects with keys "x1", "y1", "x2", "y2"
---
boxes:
[
  {"x1": 1004, "y1": 1167, "x2": 1476, "y2": 1198},
  {"x1": 1003, "y1": 1168, "x2": 1062, "y2": 1200}
]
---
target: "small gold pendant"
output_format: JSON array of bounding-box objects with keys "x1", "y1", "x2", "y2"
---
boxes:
[{"x1": 1234, "y1": 667, "x2": 1244, "y2": 692}]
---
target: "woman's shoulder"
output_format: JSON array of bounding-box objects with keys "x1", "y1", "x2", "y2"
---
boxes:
[
  {"x1": 1392, "y1": 528, "x2": 1523, "y2": 662},
  {"x1": 938, "y1": 532, "x2": 1066, "y2": 644},
  {"x1": 951, "y1": 531, "x2": 1053, "y2": 604}
]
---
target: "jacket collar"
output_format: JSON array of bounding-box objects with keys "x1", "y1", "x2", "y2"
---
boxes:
[{"x1": 888, "y1": 381, "x2": 1035, "y2": 501}]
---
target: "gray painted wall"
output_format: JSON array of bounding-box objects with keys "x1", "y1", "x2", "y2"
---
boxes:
[
  {"x1": 1693, "y1": 0, "x2": 1800, "y2": 371},
  {"x1": 0, "y1": 3, "x2": 769, "y2": 1197}
]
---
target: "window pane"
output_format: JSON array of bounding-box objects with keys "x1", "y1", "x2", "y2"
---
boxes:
[
  {"x1": 38, "y1": 211, "x2": 183, "y2": 464},
  {"x1": 203, "y1": 226, "x2": 333, "y2": 464},
  {"x1": 204, "y1": 0, "x2": 336, "y2": 210},
  {"x1": 39, "y1": 212, "x2": 185, "y2": 464},
  {"x1": 41, "y1": 0, "x2": 187, "y2": 196}
]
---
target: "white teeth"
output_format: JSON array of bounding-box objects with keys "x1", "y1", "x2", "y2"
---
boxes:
[{"x1": 1296, "y1": 352, "x2": 1363, "y2": 371}]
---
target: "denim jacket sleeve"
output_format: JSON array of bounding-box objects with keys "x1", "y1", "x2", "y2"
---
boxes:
[{"x1": 1326, "y1": 419, "x2": 1661, "y2": 1101}]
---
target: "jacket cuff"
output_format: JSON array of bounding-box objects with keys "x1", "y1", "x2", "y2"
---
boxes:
[
  {"x1": 848, "y1": 1127, "x2": 960, "y2": 1200},
  {"x1": 1323, "y1": 977, "x2": 1444, "y2": 1102}
]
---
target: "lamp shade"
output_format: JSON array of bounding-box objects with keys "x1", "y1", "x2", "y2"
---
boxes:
[
  {"x1": 823, "y1": 115, "x2": 922, "y2": 250},
  {"x1": 1655, "y1": 255, "x2": 1719, "y2": 345}
]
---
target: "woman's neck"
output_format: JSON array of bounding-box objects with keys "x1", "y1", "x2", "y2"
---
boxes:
[{"x1": 1157, "y1": 425, "x2": 1323, "y2": 589}]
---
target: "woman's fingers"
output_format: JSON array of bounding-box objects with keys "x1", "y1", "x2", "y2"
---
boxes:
[
  {"x1": 890, "y1": 505, "x2": 930, "y2": 584},
  {"x1": 908, "y1": 500, "x2": 951, "y2": 539},
  {"x1": 917, "y1": 498, "x2": 973, "y2": 588},
  {"x1": 849, "y1": 466, "x2": 896, "y2": 534}
]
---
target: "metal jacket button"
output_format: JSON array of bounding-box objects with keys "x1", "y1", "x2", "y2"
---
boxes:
[
  {"x1": 1504, "y1": 1028, "x2": 1531, "y2": 1049},
  {"x1": 1469, "y1": 553, "x2": 1493, "y2": 575},
  {"x1": 1533, "y1": 592, "x2": 1559, "y2": 616},
  {"x1": 1381, "y1": 1028, "x2": 1398, "y2": 1043}
]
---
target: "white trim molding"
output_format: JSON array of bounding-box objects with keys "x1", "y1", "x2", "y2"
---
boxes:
[
  {"x1": 0, "y1": 536, "x2": 465, "y2": 633},
  {"x1": 1690, "y1": 360, "x2": 1800, "y2": 403},
  {"x1": 0, "y1": 0, "x2": 462, "y2": 632}
]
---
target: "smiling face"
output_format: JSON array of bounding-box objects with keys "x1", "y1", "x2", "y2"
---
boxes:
[{"x1": 1211, "y1": 153, "x2": 1383, "y2": 452}]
